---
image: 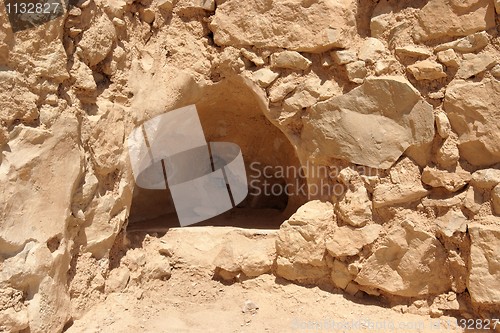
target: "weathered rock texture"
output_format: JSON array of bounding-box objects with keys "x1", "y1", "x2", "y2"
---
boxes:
[{"x1": 0, "y1": 0, "x2": 499, "y2": 331}]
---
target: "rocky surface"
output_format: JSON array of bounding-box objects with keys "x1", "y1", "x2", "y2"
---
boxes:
[{"x1": 0, "y1": 0, "x2": 499, "y2": 331}]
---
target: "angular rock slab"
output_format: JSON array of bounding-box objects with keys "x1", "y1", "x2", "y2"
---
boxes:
[
  {"x1": 467, "y1": 223, "x2": 500, "y2": 306},
  {"x1": 302, "y1": 76, "x2": 434, "y2": 169},
  {"x1": 444, "y1": 79, "x2": 500, "y2": 167},
  {"x1": 209, "y1": 0, "x2": 356, "y2": 52}
]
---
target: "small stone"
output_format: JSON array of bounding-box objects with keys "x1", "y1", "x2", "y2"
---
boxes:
[
  {"x1": 105, "y1": 267, "x2": 130, "y2": 293},
  {"x1": 491, "y1": 64, "x2": 500, "y2": 79},
  {"x1": 435, "y1": 111, "x2": 451, "y2": 138},
  {"x1": 464, "y1": 186, "x2": 481, "y2": 214},
  {"x1": 395, "y1": 45, "x2": 432, "y2": 58},
  {"x1": 331, "y1": 50, "x2": 357, "y2": 65},
  {"x1": 242, "y1": 300, "x2": 259, "y2": 313},
  {"x1": 240, "y1": 49, "x2": 265, "y2": 66},
  {"x1": 345, "y1": 60, "x2": 367, "y2": 84},
  {"x1": 331, "y1": 260, "x2": 352, "y2": 289},
  {"x1": 140, "y1": 8, "x2": 155, "y2": 24},
  {"x1": 268, "y1": 81, "x2": 296, "y2": 103},
  {"x1": 345, "y1": 282, "x2": 360, "y2": 296},
  {"x1": 270, "y1": 51, "x2": 311, "y2": 71},
  {"x1": 421, "y1": 167, "x2": 471, "y2": 192},
  {"x1": 408, "y1": 60, "x2": 447, "y2": 80},
  {"x1": 437, "y1": 49, "x2": 459, "y2": 67},
  {"x1": 374, "y1": 58, "x2": 398, "y2": 75},
  {"x1": 470, "y1": 169, "x2": 500, "y2": 189},
  {"x1": 436, "y1": 138, "x2": 459, "y2": 168},
  {"x1": 326, "y1": 224, "x2": 382, "y2": 257},
  {"x1": 456, "y1": 53, "x2": 496, "y2": 79},
  {"x1": 251, "y1": 68, "x2": 279, "y2": 87},
  {"x1": 436, "y1": 209, "x2": 467, "y2": 237},
  {"x1": 492, "y1": 184, "x2": 500, "y2": 215},
  {"x1": 112, "y1": 17, "x2": 125, "y2": 27},
  {"x1": 428, "y1": 91, "x2": 444, "y2": 99},
  {"x1": 429, "y1": 308, "x2": 443, "y2": 318},
  {"x1": 158, "y1": 0, "x2": 174, "y2": 11},
  {"x1": 358, "y1": 38, "x2": 386, "y2": 64}
]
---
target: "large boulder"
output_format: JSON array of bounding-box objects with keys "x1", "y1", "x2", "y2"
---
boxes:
[
  {"x1": 355, "y1": 221, "x2": 452, "y2": 297},
  {"x1": 444, "y1": 79, "x2": 500, "y2": 167},
  {"x1": 301, "y1": 76, "x2": 434, "y2": 169}
]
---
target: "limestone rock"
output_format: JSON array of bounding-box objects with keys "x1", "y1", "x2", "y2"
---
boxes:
[
  {"x1": 436, "y1": 137, "x2": 460, "y2": 168},
  {"x1": 407, "y1": 60, "x2": 447, "y2": 81},
  {"x1": 331, "y1": 260, "x2": 352, "y2": 289},
  {"x1": 415, "y1": 0, "x2": 496, "y2": 42},
  {"x1": 434, "y1": 32, "x2": 489, "y2": 53},
  {"x1": 209, "y1": 0, "x2": 357, "y2": 52},
  {"x1": 331, "y1": 50, "x2": 356, "y2": 65},
  {"x1": 496, "y1": 0, "x2": 500, "y2": 13},
  {"x1": 435, "y1": 111, "x2": 451, "y2": 138},
  {"x1": 374, "y1": 57, "x2": 399, "y2": 75},
  {"x1": 77, "y1": 14, "x2": 116, "y2": 67},
  {"x1": 270, "y1": 51, "x2": 311, "y2": 71},
  {"x1": 355, "y1": 221, "x2": 452, "y2": 297},
  {"x1": 252, "y1": 68, "x2": 279, "y2": 87},
  {"x1": 326, "y1": 224, "x2": 382, "y2": 257},
  {"x1": 345, "y1": 60, "x2": 367, "y2": 84},
  {"x1": 435, "y1": 209, "x2": 467, "y2": 237},
  {"x1": 492, "y1": 184, "x2": 500, "y2": 215},
  {"x1": 444, "y1": 79, "x2": 500, "y2": 166},
  {"x1": 303, "y1": 76, "x2": 434, "y2": 169},
  {"x1": 395, "y1": 45, "x2": 431, "y2": 58},
  {"x1": 456, "y1": 53, "x2": 496, "y2": 79},
  {"x1": 71, "y1": 58, "x2": 97, "y2": 92},
  {"x1": 358, "y1": 38, "x2": 386, "y2": 64},
  {"x1": 437, "y1": 49, "x2": 459, "y2": 67},
  {"x1": 421, "y1": 167, "x2": 471, "y2": 192},
  {"x1": 370, "y1": 0, "x2": 393, "y2": 39},
  {"x1": 240, "y1": 49, "x2": 265, "y2": 66},
  {"x1": 105, "y1": 267, "x2": 130, "y2": 293},
  {"x1": 470, "y1": 169, "x2": 500, "y2": 189},
  {"x1": 276, "y1": 201, "x2": 334, "y2": 280},
  {"x1": 268, "y1": 80, "x2": 297, "y2": 103},
  {"x1": 373, "y1": 183, "x2": 429, "y2": 208},
  {"x1": 492, "y1": 64, "x2": 500, "y2": 79},
  {"x1": 468, "y1": 224, "x2": 500, "y2": 305},
  {"x1": 464, "y1": 186, "x2": 482, "y2": 214},
  {"x1": 0, "y1": 116, "x2": 82, "y2": 254},
  {"x1": 336, "y1": 186, "x2": 372, "y2": 227}
]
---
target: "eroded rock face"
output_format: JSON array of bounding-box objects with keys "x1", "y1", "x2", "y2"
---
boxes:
[
  {"x1": 302, "y1": 77, "x2": 434, "y2": 169},
  {"x1": 444, "y1": 79, "x2": 500, "y2": 167},
  {"x1": 209, "y1": 0, "x2": 357, "y2": 52}
]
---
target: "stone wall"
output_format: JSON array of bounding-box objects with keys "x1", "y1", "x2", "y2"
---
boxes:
[{"x1": 0, "y1": 0, "x2": 499, "y2": 331}]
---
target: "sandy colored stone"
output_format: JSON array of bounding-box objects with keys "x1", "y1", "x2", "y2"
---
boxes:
[
  {"x1": 436, "y1": 137, "x2": 460, "y2": 168},
  {"x1": 331, "y1": 260, "x2": 352, "y2": 289},
  {"x1": 105, "y1": 267, "x2": 130, "y2": 293},
  {"x1": 355, "y1": 221, "x2": 451, "y2": 297},
  {"x1": 470, "y1": 169, "x2": 500, "y2": 189},
  {"x1": 303, "y1": 76, "x2": 434, "y2": 169},
  {"x1": 456, "y1": 53, "x2": 496, "y2": 79},
  {"x1": 407, "y1": 60, "x2": 447, "y2": 80},
  {"x1": 336, "y1": 185, "x2": 373, "y2": 227},
  {"x1": 326, "y1": 224, "x2": 382, "y2": 257},
  {"x1": 444, "y1": 79, "x2": 500, "y2": 167},
  {"x1": 437, "y1": 49, "x2": 459, "y2": 67},
  {"x1": 421, "y1": 167, "x2": 471, "y2": 192},
  {"x1": 358, "y1": 38, "x2": 386, "y2": 64},
  {"x1": 252, "y1": 68, "x2": 279, "y2": 87},
  {"x1": 435, "y1": 111, "x2": 451, "y2": 139},
  {"x1": 209, "y1": 0, "x2": 357, "y2": 52},
  {"x1": 395, "y1": 45, "x2": 431, "y2": 58},
  {"x1": 345, "y1": 60, "x2": 367, "y2": 84},
  {"x1": 468, "y1": 224, "x2": 500, "y2": 305},
  {"x1": 331, "y1": 50, "x2": 356, "y2": 65},
  {"x1": 77, "y1": 14, "x2": 116, "y2": 67},
  {"x1": 434, "y1": 31, "x2": 489, "y2": 53},
  {"x1": 270, "y1": 51, "x2": 311, "y2": 71},
  {"x1": 491, "y1": 184, "x2": 500, "y2": 215},
  {"x1": 435, "y1": 209, "x2": 467, "y2": 237},
  {"x1": 415, "y1": 0, "x2": 496, "y2": 42}
]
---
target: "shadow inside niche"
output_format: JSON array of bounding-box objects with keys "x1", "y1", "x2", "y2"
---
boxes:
[{"x1": 126, "y1": 76, "x2": 308, "y2": 232}]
